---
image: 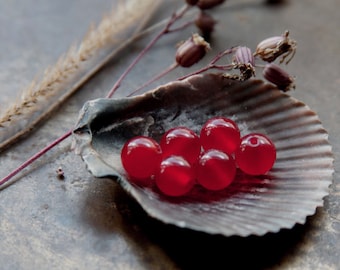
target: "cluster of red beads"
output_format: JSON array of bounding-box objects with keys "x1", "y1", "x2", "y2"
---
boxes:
[{"x1": 121, "y1": 117, "x2": 276, "y2": 197}]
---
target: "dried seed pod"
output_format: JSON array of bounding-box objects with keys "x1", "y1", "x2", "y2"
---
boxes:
[
  {"x1": 232, "y1": 46, "x2": 255, "y2": 80},
  {"x1": 175, "y1": 34, "x2": 210, "y2": 67},
  {"x1": 263, "y1": 63, "x2": 295, "y2": 91},
  {"x1": 195, "y1": 12, "x2": 216, "y2": 39},
  {"x1": 185, "y1": 0, "x2": 199, "y2": 5},
  {"x1": 197, "y1": 0, "x2": 226, "y2": 10},
  {"x1": 254, "y1": 30, "x2": 297, "y2": 64}
]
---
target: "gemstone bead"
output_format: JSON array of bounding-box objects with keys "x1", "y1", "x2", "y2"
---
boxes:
[
  {"x1": 155, "y1": 156, "x2": 196, "y2": 197},
  {"x1": 160, "y1": 127, "x2": 201, "y2": 164},
  {"x1": 196, "y1": 149, "x2": 236, "y2": 191},
  {"x1": 121, "y1": 136, "x2": 162, "y2": 182},
  {"x1": 200, "y1": 117, "x2": 241, "y2": 154},
  {"x1": 235, "y1": 133, "x2": 276, "y2": 175}
]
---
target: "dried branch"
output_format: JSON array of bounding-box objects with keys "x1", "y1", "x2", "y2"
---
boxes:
[{"x1": 0, "y1": 0, "x2": 161, "y2": 152}]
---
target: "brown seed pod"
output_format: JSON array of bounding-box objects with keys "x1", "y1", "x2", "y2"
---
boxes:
[
  {"x1": 263, "y1": 63, "x2": 295, "y2": 91},
  {"x1": 197, "y1": 0, "x2": 226, "y2": 10},
  {"x1": 175, "y1": 34, "x2": 210, "y2": 67},
  {"x1": 232, "y1": 46, "x2": 256, "y2": 80},
  {"x1": 195, "y1": 12, "x2": 216, "y2": 39},
  {"x1": 185, "y1": 0, "x2": 199, "y2": 5},
  {"x1": 254, "y1": 30, "x2": 297, "y2": 64}
]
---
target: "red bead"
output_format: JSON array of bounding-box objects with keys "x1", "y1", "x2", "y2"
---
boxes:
[
  {"x1": 155, "y1": 156, "x2": 195, "y2": 197},
  {"x1": 235, "y1": 133, "x2": 276, "y2": 175},
  {"x1": 195, "y1": 149, "x2": 236, "y2": 191},
  {"x1": 200, "y1": 117, "x2": 241, "y2": 154},
  {"x1": 121, "y1": 136, "x2": 162, "y2": 182},
  {"x1": 160, "y1": 127, "x2": 201, "y2": 164}
]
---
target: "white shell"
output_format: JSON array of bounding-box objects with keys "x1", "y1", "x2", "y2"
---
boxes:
[{"x1": 73, "y1": 73, "x2": 333, "y2": 236}]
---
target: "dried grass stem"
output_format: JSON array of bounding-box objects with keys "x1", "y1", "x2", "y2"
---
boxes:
[{"x1": 0, "y1": 0, "x2": 161, "y2": 152}]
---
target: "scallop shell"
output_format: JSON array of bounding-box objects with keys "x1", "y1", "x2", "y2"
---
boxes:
[{"x1": 73, "y1": 73, "x2": 333, "y2": 237}]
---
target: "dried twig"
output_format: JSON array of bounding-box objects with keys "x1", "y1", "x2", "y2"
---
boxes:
[{"x1": 0, "y1": 0, "x2": 161, "y2": 152}]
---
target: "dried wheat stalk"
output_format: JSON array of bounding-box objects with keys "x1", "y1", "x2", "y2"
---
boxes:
[{"x1": 0, "y1": 0, "x2": 161, "y2": 152}]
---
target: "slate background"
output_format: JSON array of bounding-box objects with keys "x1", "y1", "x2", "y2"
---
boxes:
[{"x1": 0, "y1": 0, "x2": 339, "y2": 269}]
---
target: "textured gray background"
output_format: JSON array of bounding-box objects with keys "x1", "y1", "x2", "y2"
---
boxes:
[{"x1": 0, "y1": 0, "x2": 339, "y2": 269}]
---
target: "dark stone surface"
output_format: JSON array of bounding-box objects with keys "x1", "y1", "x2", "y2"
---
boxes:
[{"x1": 0, "y1": 0, "x2": 339, "y2": 269}]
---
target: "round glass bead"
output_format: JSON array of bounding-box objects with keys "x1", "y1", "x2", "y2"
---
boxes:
[
  {"x1": 195, "y1": 149, "x2": 236, "y2": 191},
  {"x1": 160, "y1": 127, "x2": 201, "y2": 164},
  {"x1": 200, "y1": 116, "x2": 241, "y2": 154},
  {"x1": 155, "y1": 156, "x2": 195, "y2": 197},
  {"x1": 235, "y1": 133, "x2": 276, "y2": 175},
  {"x1": 121, "y1": 136, "x2": 162, "y2": 182}
]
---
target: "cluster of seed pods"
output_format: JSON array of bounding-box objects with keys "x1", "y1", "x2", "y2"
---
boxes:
[{"x1": 176, "y1": 29, "x2": 297, "y2": 92}]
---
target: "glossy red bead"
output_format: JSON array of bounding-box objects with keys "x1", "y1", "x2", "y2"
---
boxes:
[
  {"x1": 160, "y1": 127, "x2": 201, "y2": 164},
  {"x1": 235, "y1": 133, "x2": 276, "y2": 175},
  {"x1": 155, "y1": 156, "x2": 195, "y2": 197},
  {"x1": 200, "y1": 117, "x2": 241, "y2": 154},
  {"x1": 121, "y1": 136, "x2": 162, "y2": 181},
  {"x1": 195, "y1": 149, "x2": 236, "y2": 191}
]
